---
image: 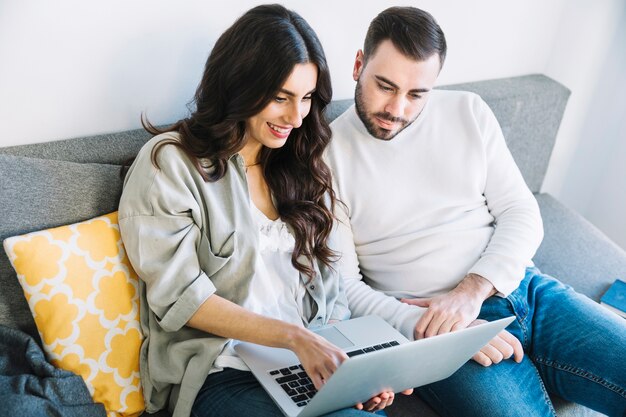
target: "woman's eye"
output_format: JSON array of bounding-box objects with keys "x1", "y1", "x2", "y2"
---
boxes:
[
  {"x1": 275, "y1": 97, "x2": 287, "y2": 103},
  {"x1": 302, "y1": 95, "x2": 312, "y2": 101}
]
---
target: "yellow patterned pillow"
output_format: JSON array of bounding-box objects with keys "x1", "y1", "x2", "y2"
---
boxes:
[{"x1": 3, "y1": 212, "x2": 144, "y2": 417}]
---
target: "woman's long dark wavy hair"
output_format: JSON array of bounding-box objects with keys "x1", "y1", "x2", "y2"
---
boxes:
[{"x1": 144, "y1": 4, "x2": 337, "y2": 279}]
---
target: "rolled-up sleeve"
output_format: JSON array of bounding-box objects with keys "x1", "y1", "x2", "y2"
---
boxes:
[
  {"x1": 119, "y1": 214, "x2": 216, "y2": 332},
  {"x1": 118, "y1": 141, "x2": 217, "y2": 332}
]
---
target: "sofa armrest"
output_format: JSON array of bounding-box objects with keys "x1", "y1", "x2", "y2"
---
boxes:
[{"x1": 533, "y1": 193, "x2": 626, "y2": 301}]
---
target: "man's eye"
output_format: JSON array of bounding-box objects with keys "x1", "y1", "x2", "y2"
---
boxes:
[
  {"x1": 379, "y1": 84, "x2": 393, "y2": 92},
  {"x1": 409, "y1": 94, "x2": 423, "y2": 100}
]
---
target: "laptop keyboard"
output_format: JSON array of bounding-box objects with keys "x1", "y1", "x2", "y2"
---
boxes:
[{"x1": 268, "y1": 340, "x2": 400, "y2": 407}]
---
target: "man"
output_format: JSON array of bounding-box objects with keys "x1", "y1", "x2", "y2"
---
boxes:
[{"x1": 326, "y1": 6, "x2": 626, "y2": 417}]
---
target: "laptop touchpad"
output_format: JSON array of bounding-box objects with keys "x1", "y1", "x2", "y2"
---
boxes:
[{"x1": 314, "y1": 327, "x2": 354, "y2": 349}]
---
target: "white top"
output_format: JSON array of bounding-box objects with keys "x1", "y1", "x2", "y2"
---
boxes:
[
  {"x1": 211, "y1": 204, "x2": 311, "y2": 373},
  {"x1": 326, "y1": 90, "x2": 543, "y2": 340}
]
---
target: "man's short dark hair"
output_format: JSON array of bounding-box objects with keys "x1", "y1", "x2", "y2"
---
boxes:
[{"x1": 363, "y1": 6, "x2": 447, "y2": 68}]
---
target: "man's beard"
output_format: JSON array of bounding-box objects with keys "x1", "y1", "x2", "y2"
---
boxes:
[{"x1": 354, "y1": 80, "x2": 414, "y2": 141}]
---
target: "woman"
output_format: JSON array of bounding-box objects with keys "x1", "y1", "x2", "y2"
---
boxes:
[{"x1": 118, "y1": 5, "x2": 407, "y2": 417}]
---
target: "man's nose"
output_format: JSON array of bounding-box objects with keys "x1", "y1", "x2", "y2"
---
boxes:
[{"x1": 384, "y1": 95, "x2": 406, "y2": 118}]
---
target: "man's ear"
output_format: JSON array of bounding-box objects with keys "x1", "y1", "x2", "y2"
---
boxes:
[{"x1": 353, "y1": 50, "x2": 365, "y2": 81}]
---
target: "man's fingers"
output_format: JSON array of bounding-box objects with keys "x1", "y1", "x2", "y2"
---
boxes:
[
  {"x1": 480, "y1": 343, "x2": 504, "y2": 364},
  {"x1": 424, "y1": 311, "x2": 448, "y2": 338},
  {"x1": 472, "y1": 351, "x2": 493, "y2": 367},
  {"x1": 451, "y1": 321, "x2": 466, "y2": 332},
  {"x1": 416, "y1": 311, "x2": 465, "y2": 339},
  {"x1": 487, "y1": 335, "x2": 514, "y2": 360},
  {"x1": 437, "y1": 317, "x2": 461, "y2": 335},
  {"x1": 499, "y1": 330, "x2": 524, "y2": 362},
  {"x1": 472, "y1": 329, "x2": 524, "y2": 368},
  {"x1": 414, "y1": 309, "x2": 434, "y2": 339},
  {"x1": 469, "y1": 319, "x2": 487, "y2": 327}
]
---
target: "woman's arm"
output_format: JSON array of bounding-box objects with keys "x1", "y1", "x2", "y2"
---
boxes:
[
  {"x1": 187, "y1": 293, "x2": 347, "y2": 389},
  {"x1": 188, "y1": 294, "x2": 413, "y2": 411}
]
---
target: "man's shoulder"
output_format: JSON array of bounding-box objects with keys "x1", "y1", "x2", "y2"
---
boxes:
[
  {"x1": 432, "y1": 88, "x2": 491, "y2": 109},
  {"x1": 427, "y1": 89, "x2": 491, "y2": 120},
  {"x1": 431, "y1": 88, "x2": 482, "y2": 104}
]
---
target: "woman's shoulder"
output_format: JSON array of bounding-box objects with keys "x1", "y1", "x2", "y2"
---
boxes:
[
  {"x1": 124, "y1": 131, "x2": 200, "y2": 193},
  {"x1": 120, "y1": 132, "x2": 207, "y2": 216},
  {"x1": 146, "y1": 131, "x2": 226, "y2": 172},
  {"x1": 141, "y1": 131, "x2": 183, "y2": 159},
  {"x1": 135, "y1": 131, "x2": 198, "y2": 172}
]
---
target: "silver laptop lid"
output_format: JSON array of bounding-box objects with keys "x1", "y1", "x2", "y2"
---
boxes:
[{"x1": 236, "y1": 315, "x2": 514, "y2": 417}]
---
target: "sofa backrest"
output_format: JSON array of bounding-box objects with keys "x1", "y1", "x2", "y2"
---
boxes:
[
  {"x1": 0, "y1": 155, "x2": 124, "y2": 340},
  {"x1": 0, "y1": 74, "x2": 570, "y2": 339}
]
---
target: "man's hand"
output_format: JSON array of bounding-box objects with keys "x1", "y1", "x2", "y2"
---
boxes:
[
  {"x1": 469, "y1": 319, "x2": 523, "y2": 366},
  {"x1": 401, "y1": 273, "x2": 496, "y2": 339}
]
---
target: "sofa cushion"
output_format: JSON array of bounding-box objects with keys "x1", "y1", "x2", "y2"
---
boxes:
[
  {"x1": 0, "y1": 154, "x2": 123, "y2": 341},
  {"x1": 533, "y1": 192, "x2": 626, "y2": 301},
  {"x1": 3, "y1": 211, "x2": 144, "y2": 416}
]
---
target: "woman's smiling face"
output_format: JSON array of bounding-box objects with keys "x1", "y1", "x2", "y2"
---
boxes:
[{"x1": 244, "y1": 63, "x2": 318, "y2": 150}]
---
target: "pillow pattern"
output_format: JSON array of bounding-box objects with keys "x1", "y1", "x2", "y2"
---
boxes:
[{"x1": 3, "y1": 211, "x2": 144, "y2": 417}]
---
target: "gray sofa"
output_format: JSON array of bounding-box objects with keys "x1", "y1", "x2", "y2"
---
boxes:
[{"x1": 1, "y1": 74, "x2": 624, "y2": 417}]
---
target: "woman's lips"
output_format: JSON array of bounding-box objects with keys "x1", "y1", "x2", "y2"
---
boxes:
[{"x1": 267, "y1": 122, "x2": 291, "y2": 138}]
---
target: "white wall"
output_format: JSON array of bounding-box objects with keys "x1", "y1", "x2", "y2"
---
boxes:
[
  {"x1": 548, "y1": 1, "x2": 626, "y2": 249},
  {"x1": 1, "y1": 0, "x2": 624, "y2": 248},
  {"x1": 0, "y1": 0, "x2": 569, "y2": 145}
]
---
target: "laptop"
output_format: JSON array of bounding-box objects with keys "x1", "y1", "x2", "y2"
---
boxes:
[{"x1": 235, "y1": 314, "x2": 515, "y2": 417}]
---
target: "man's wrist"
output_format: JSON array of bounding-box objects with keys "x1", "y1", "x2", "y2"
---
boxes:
[{"x1": 457, "y1": 273, "x2": 496, "y2": 301}]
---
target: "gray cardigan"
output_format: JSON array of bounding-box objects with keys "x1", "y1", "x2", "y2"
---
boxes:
[{"x1": 118, "y1": 133, "x2": 350, "y2": 417}]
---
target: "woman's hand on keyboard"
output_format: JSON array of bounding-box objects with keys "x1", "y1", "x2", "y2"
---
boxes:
[{"x1": 289, "y1": 328, "x2": 348, "y2": 389}]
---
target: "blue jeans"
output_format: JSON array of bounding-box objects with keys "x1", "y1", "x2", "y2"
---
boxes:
[
  {"x1": 416, "y1": 267, "x2": 626, "y2": 417},
  {"x1": 191, "y1": 367, "x2": 384, "y2": 417}
]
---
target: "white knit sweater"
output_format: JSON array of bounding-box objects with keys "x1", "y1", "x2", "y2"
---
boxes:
[{"x1": 326, "y1": 90, "x2": 543, "y2": 339}]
